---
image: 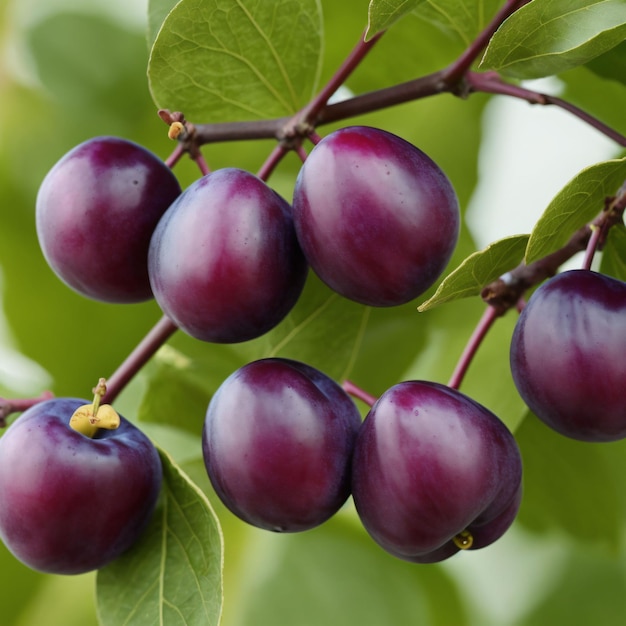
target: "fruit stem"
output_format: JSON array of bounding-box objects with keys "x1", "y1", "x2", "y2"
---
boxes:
[
  {"x1": 342, "y1": 380, "x2": 378, "y2": 408},
  {"x1": 102, "y1": 315, "x2": 179, "y2": 405},
  {"x1": 91, "y1": 378, "x2": 106, "y2": 415},
  {"x1": 448, "y1": 305, "x2": 500, "y2": 390},
  {"x1": 257, "y1": 144, "x2": 289, "y2": 181},
  {"x1": 69, "y1": 378, "x2": 121, "y2": 438},
  {"x1": 581, "y1": 225, "x2": 602, "y2": 271},
  {"x1": 294, "y1": 30, "x2": 384, "y2": 130}
]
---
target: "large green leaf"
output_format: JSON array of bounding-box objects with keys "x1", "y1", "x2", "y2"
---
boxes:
[
  {"x1": 148, "y1": 0, "x2": 324, "y2": 121},
  {"x1": 418, "y1": 235, "x2": 530, "y2": 311},
  {"x1": 96, "y1": 449, "x2": 223, "y2": 626},
  {"x1": 525, "y1": 158, "x2": 626, "y2": 264},
  {"x1": 481, "y1": 0, "x2": 626, "y2": 79},
  {"x1": 365, "y1": 0, "x2": 427, "y2": 40}
]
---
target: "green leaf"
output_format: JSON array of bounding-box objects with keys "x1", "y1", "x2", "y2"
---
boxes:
[
  {"x1": 365, "y1": 0, "x2": 427, "y2": 41},
  {"x1": 480, "y1": 0, "x2": 626, "y2": 79},
  {"x1": 148, "y1": 0, "x2": 323, "y2": 121},
  {"x1": 96, "y1": 449, "x2": 223, "y2": 626},
  {"x1": 415, "y1": 0, "x2": 504, "y2": 46},
  {"x1": 525, "y1": 158, "x2": 626, "y2": 264},
  {"x1": 418, "y1": 235, "x2": 530, "y2": 311},
  {"x1": 600, "y1": 223, "x2": 626, "y2": 281},
  {"x1": 516, "y1": 413, "x2": 623, "y2": 551},
  {"x1": 586, "y1": 39, "x2": 626, "y2": 85}
]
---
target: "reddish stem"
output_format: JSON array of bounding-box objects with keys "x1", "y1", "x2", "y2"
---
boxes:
[
  {"x1": 102, "y1": 315, "x2": 178, "y2": 405},
  {"x1": 165, "y1": 143, "x2": 186, "y2": 168},
  {"x1": 467, "y1": 72, "x2": 626, "y2": 147},
  {"x1": 257, "y1": 144, "x2": 289, "y2": 181},
  {"x1": 448, "y1": 305, "x2": 500, "y2": 390},
  {"x1": 581, "y1": 225, "x2": 602, "y2": 271},
  {"x1": 194, "y1": 151, "x2": 211, "y2": 176},
  {"x1": 342, "y1": 380, "x2": 378, "y2": 408},
  {"x1": 296, "y1": 31, "x2": 384, "y2": 127}
]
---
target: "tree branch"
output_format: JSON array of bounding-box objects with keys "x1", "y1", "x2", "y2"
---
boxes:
[{"x1": 481, "y1": 182, "x2": 626, "y2": 315}]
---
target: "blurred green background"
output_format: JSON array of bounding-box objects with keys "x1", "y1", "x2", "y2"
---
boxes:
[{"x1": 1, "y1": 0, "x2": 626, "y2": 624}]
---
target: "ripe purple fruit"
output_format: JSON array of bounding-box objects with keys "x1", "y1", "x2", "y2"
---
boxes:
[
  {"x1": 510, "y1": 269, "x2": 626, "y2": 442},
  {"x1": 202, "y1": 358, "x2": 362, "y2": 532},
  {"x1": 0, "y1": 398, "x2": 162, "y2": 575},
  {"x1": 36, "y1": 136, "x2": 181, "y2": 303},
  {"x1": 351, "y1": 381, "x2": 522, "y2": 563},
  {"x1": 292, "y1": 126, "x2": 460, "y2": 306},
  {"x1": 148, "y1": 168, "x2": 308, "y2": 343}
]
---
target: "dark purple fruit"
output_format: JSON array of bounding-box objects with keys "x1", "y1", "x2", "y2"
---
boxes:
[
  {"x1": 351, "y1": 381, "x2": 522, "y2": 563},
  {"x1": 510, "y1": 269, "x2": 626, "y2": 442},
  {"x1": 36, "y1": 136, "x2": 181, "y2": 303},
  {"x1": 292, "y1": 126, "x2": 460, "y2": 306},
  {"x1": 202, "y1": 358, "x2": 362, "y2": 532},
  {"x1": 0, "y1": 398, "x2": 162, "y2": 574},
  {"x1": 148, "y1": 168, "x2": 308, "y2": 343}
]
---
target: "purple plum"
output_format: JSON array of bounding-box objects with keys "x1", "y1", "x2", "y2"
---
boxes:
[
  {"x1": 292, "y1": 126, "x2": 460, "y2": 306},
  {"x1": 36, "y1": 136, "x2": 181, "y2": 303},
  {"x1": 0, "y1": 398, "x2": 162, "y2": 574},
  {"x1": 202, "y1": 358, "x2": 362, "y2": 532}
]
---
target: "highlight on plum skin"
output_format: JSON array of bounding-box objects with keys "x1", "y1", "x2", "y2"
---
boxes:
[
  {"x1": 36, "y1": 136, "x2": 182, "y2": 303},
  {"x1": 292, "y1": 125, "x2": 460, "y2": 307},
  {"x1": 202, "y1": 358, "x2": 362, "y2": 532}
]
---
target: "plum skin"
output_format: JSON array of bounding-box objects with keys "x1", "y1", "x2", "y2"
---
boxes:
[
  {"x1": 510, "y1": 269, "x2": 626, "y2": 442},
  {"x1": 292, "y1": 126, "x2": 460, "y2": 307},
  {"x1": 202, "y1": 358, "x2": 362, "y2": 532},
  {"x1": 0, "y1": 398, "x2": 162, "y2": 575},
  {"x1": 36, "y1": 136, "x2": 182, "y2": 303},
  {"x1": 148, "y1": 168, "x2": 308, "y2": 344},
  {"x1": 351, "y1": 381, "x2": 522, "y2": 563}
]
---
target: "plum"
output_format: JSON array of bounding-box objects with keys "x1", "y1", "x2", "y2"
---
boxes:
[
  {"x1": 148, "y1": 168, "x2": 308, "y2": 343},
  {"x1": 351, "y1": 381, "x2": 522, "y2": 563},
  {"x1": 36, "y1": 136, "x2": 181, "y2": 303},
  {"x1": 0, "y1": 398, "x2": 162, "y2": 574},
  {"x1": 510, "y1": 269, "x2": 626, "y2": 442},
  {"x1": 202, "y1": 358, "x2": 362, "y2": 531},
  {"x1": 292, "y1": 126, "x2": 460, "y2": 306}
]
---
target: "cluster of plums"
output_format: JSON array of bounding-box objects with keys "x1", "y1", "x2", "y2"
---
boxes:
[
  {"x1": 2, "y1": 122, "x2": 624, "y2": 575},
  {"x1": 202, "y1": 357, "x2": 523, "y2": 563},
  {"x1": 34, "y1": 125, "x2": 461, "y2": 340}
]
